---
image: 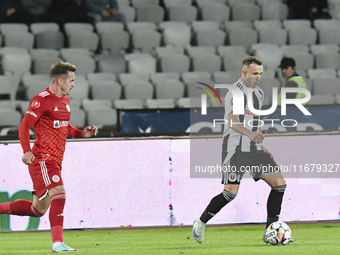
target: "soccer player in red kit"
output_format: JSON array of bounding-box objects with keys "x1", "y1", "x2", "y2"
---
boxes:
[{"x1": 0, "y1": 62, "x2": 98, "y2": 253}]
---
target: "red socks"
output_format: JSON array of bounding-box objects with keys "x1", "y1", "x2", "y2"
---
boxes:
[
  {"x1": 49, "y1": 193, "x2": 66, "y2": 243},
  {"x1": 0, "y1": 199, "x2": 43, "y2": 217}
]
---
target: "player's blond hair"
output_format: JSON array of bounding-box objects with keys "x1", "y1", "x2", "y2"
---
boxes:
[
  {"x1": 50, "y1": 61, "x2": 77, "y2": 78},
  {"x1": 242, "y1": 56, "x2": 262, "y2": 67}
]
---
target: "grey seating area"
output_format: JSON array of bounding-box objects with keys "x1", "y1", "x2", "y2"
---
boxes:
[{"x1": 1, "y1": 0, "x2": 340, "y2": 137}]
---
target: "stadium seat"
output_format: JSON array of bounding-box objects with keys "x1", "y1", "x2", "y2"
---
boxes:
[
  {"x1": 95, "y1": 22, "x2": 124, "y2": 34},
  {"x1": 155, "y1": 80, "x2": 185, "y2": 99},
  {"x1": 22, "y1": 74, "x2": 50, "y2": 89},
  {"x1": 132, "y1": 29, "x2": 161, "y2": 53},
  {"x1": 114, "y1": 99, "x2": 144, "y2": 109},
  {"x1": 168, "y1": 5, "x2": 198, "y2": 22},
  {"x1": 66, "y1": 55, "x2": 96, "y2": 75},
  {"x1": 307, "y1": 69, "x2": 337, "y2": 79},
  {"x1": 69, "y1": 107, "x2": 86, "y2": 128},
  {"x1": 313, "y1": 19, "x2": 340, "y2": 31},
  {"x1": 26, "y1": 82, "x2": 48, "y2": 100},
  {"x1": 163, "y1": 26, "x2": 191, "y2": 47},
  {"x1": 0, "y1": 75, "x2": 19, "y2": 101},
  {"x1": 282, "y1": 19, "x2": 311, "y2": 31},
  {"x1": 261, "y1": 70, "x2": 275, "y2": 78},
  {"x1": 163, "y1": 0, "x2": 192, "y2": 8},
  {"x1": 34, "y1": 56, "x2": 62, "y2": 75},
  {"x1": 315, "y1": 53, "x2": 340, "y2": 69},
  {"x1": 30, "y1": 49, "x2": 60, "y2": 61},
  {"x1": 87, "y1": 73, "x2": 117, "y2": 86},
  {"x1": 136, "y1": 5, "x2": 165, "y2": 22},
  {"x1": 131, "y1": 0, "x2": 159, "y2": 7},
  {"x1": 259, "y1": 28, "x2": 287, "y2": 45},
  {"x1": 310, "y1": 45, "x2": 339, "y2": 55},
  {"x1": 228, "y1": 28, "x2": 258, "y2": 49},
  {"x1": 4, "y1": 32, "x2": 34, "y2": 49},
  {"x1": 82, "y1": 99, "x2": 112, "y2": 111},
  {"x1": 257, "y1": 0, "x2": 285, "y2": 5},
  {"x1": 124, "y1": 81, "x2": 154, "y2": 101},
  {"x1": 0, "y1": 23, "x2": 28, "y2": 35},
  {"x1": 228, "y1": 0, "x2": 255, "y2": 6},
  {"x1": 150, "y1": 72, "x2": 179, "y2": 85},
  {"x1": 97, "y1": 55, "x2": 126, "y2": 76},
  {"x1": 192, "y1": 54, "x2": 222, "y2": 74},
  {"x1": 60, "y1": 48, "x2": 92, "y2": 61},
  {"x1": 288, "y1": 27, "x2": 317, "y2": 45},
  {"x1": 0, "y1": 109, "x2": 22, "y2": 128},
  {"x1": 160, "y1": 54, "x2": 190, "y2": 74},
  {"x1": 280, "y1": 45, "x2": 309, "y2": 56},
  {"x1": 64, "y1": 23, "x2": 94, "y2": 37},
  {"x1": 213, "y1": 71, "x2": 240, "y2": 80},
  {"x1": 86, "y1": 108, "x2": 117, "y2": 127},
  {"x1": 119, "y1": 73, "x2": 149, "y2": 86},
  {"x1": 335, "y1": 94, "x2": 340, "y2": 104},
  {"x1": 261, "y1": 2, "x2": 289, "y2": 20},
  {"x1": 254, "y1": 20, "x2": 282, "y2": 31},
  {"x1": 250, "y1": 43, "x2": 280, "y2": 54},
  {"x1": 176, "y1": 97, "x2": 202, "y2": 107},
  {"x1": 0, "y1": 100, "x2": 16, "y2": 110},
  {"x1": 35, "y1": 31, "x2": 64, "y2": 49},
  {"x1": 191, "y1": 21, "x2": 220, "y2": 33},
  {"x1": 217, "y1": 45, "x2": 247, "y2": 57},
  {"x1": 318, "y1": 28, "x2": 340, "y2": 45},
  {"x1": 117, "y1": 0, "x2": 130, "y2": 5},
  {"x1": 0, "y1": 47, "x2": 29, "y2": 56},
  {"x1": 196, "y1": 29, "x2": 226, "y2": 47},
  {"x1": 185, "y1": 45, "x2": 216, "y2": 58},
  {"x1": 127, "y1": 22, "x2": 157, "y2": 33},
  {"x1": 313, "y1": 78, "x2": 340, "y2": 96},
  {"x1": 159, "y1": 21, "x2": 189, "y2": 31},
  {"x1": 181, "y1": 71, "x2": 211, "y2": 85},
  {"x1": 2, "y1": 53, "x2": 32, "y2": 78},
  {"x1": 119, "y1": 4, "x2": 136, "y2": 23},
  {"x1": 196, "y1": 0, "x2": 226, "y2": 8},
  {"x1": 100, "y1": 30, "x2": 130, "y2": 55},
  {"x1": 308, "y1": 95, "x2": 335, "y2": 105},
  {"x1": 145, "y1": 98, "x2": 175, "y2": 109},
  {"x1": 30, "y1": 22, "x2": 59, "y2": 34},
  {"x1": 224, "y1": 21, "x2": 253, "y2": 32},
  {"x1": 232, "y1": 3, "x2": 261, "y2": 21},
  {"x1": 127, "y1": 54, "x2": 156, "y2": 75},
  {"x1": 154, "y1": 46, "x2": 184, "y2": 58},
  {"x1": 91, "y1": 81, "x2": 122, "y2": 101},
  {"x1": 201, "y1": 4, "x2": 230, "y2": 22},
  {"x1": 259, "y1": 78, "x2": 281, "y2": 104},
  {"x1": 255, "y1": 48, "x2": 283, "y2": 71},
  {"x1": 68, "y1": 31, "x2": 99, "y2": 52}
]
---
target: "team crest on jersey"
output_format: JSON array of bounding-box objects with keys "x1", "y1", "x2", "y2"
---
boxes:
[
  {"x1": 66, "y1": 104, "x2": 70, "y2": 112},
  {"x1": 52, "y1": 175, "x2": 60, "y2": 183},
  {"x1": 31, "y1": 100, "x2": 40, "y2": 109}
]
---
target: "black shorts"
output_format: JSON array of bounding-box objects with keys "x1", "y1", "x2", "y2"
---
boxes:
[{"x1": 221, "y1": 150, "x2": 280, "y2": 185}]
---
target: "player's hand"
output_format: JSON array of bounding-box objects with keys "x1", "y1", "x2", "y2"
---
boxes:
[
  {"x1": 81, "y1": 125, "x2": 98, "y2": 138},
  {"x1": 262, "y1": 146, "x2": 274, "y2": 159},
  {"x1": 110, "y1": 8, "x2": 118, "y2": 15},
  {"x1": 22, "y1": 151, "x2": 35, "y2": 165},
  {"x1": 102, "y1": 9, "x2": 110, "y2": 17},
  {"x1": 247, "y1": 131, "x2": 264, "y2": 144}
]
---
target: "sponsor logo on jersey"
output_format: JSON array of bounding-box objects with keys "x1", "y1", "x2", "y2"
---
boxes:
[
  {"x1": 52, "y1": 175, "x2": 60, "y2": 183},
  {"x1": 39, "y1": 91, "x2": 49, "y2": 97},
  {"x1": 66, "y1": 104, "x2": 70, "y2": 112},
  {"x1": 54, "y1": 120, "x2": 69, "y2": 128},
  {"x1": 31, "y1": 100, "x2": 40, "y2": 109},
  {"x1": 26, "y1": 110, "x2": 37, "y2": 117},
  {"x1": 54, "y1": 106, "x2": 59, "y2": 111}
]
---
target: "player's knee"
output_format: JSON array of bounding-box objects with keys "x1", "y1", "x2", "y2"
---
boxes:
[
  {"x1": 272, "y1": 184, "x2": 287, "y2": 193},
  {"x1": 222, "y1": 189, "x2": 237, "y2": 202}
]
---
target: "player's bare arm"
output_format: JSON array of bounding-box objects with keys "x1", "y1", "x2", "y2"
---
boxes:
[
  {"x1": 81, "y1": 125, "x2": 98, "y2": 138},
  {"x1": 228, "y1": 112, "x2": 264, "y2": 143},
  {"x1": 259, "y1": 127, "x2": 274, "y2": 159}
]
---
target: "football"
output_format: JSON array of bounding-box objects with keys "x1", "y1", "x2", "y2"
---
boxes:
[{"x1": 265, "y1": 221, "x2": 292, "y2": 245}]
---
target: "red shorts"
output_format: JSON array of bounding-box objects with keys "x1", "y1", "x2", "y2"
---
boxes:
[{"x1": 28, "y1": 158, "x2": 64, "y2": 200}]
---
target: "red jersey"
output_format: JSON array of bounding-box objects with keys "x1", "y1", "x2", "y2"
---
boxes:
[{"x1": 19, "y1": 88, "x2": 82, "y2": 164}]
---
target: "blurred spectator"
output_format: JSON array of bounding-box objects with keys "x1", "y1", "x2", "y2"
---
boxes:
[
  {"x1": 0, "y1": 0, "x2": 25, "y2": 23},
  {"x1": 50, "y1": 0, "x2": 94, "y2": 24},
  {"x1": 287, "y1": 0, "x2": 331, "y2": 20},
  {"x1": 84, "y1": 0, "x2": 126, "y2": 24}
]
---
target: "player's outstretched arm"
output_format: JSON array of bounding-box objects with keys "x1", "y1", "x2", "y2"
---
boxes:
[{"x1": 81, "y1": 125, "x2": 98, "y2": 138}]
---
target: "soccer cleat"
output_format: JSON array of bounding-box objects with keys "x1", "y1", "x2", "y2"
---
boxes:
[
  {"x1": 192, "y1": 218, "x2": 206, "y2": 243},
  {"x1": 51, "y1": 242, "x2": 79, "y2": 253},
  {"x1": 263, "y1": 232, "x2": 268, "y2": 244}
]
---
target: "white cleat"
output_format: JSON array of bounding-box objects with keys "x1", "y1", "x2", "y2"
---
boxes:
[
  {"x1": 192, "y1": 218, "x2": 206, "y2": 243},
  {"x1": 51, "y1": 242, "x2": 79, "y2": 253}
]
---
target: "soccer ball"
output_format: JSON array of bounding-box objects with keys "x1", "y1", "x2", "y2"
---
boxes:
[{"x1": 265, "y1": 221, "x2": 292, "y2": 245}]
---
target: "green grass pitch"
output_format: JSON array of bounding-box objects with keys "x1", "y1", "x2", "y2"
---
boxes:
[{"x1": 0, "y1": 222, "x2": 339, "y2": 254}]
